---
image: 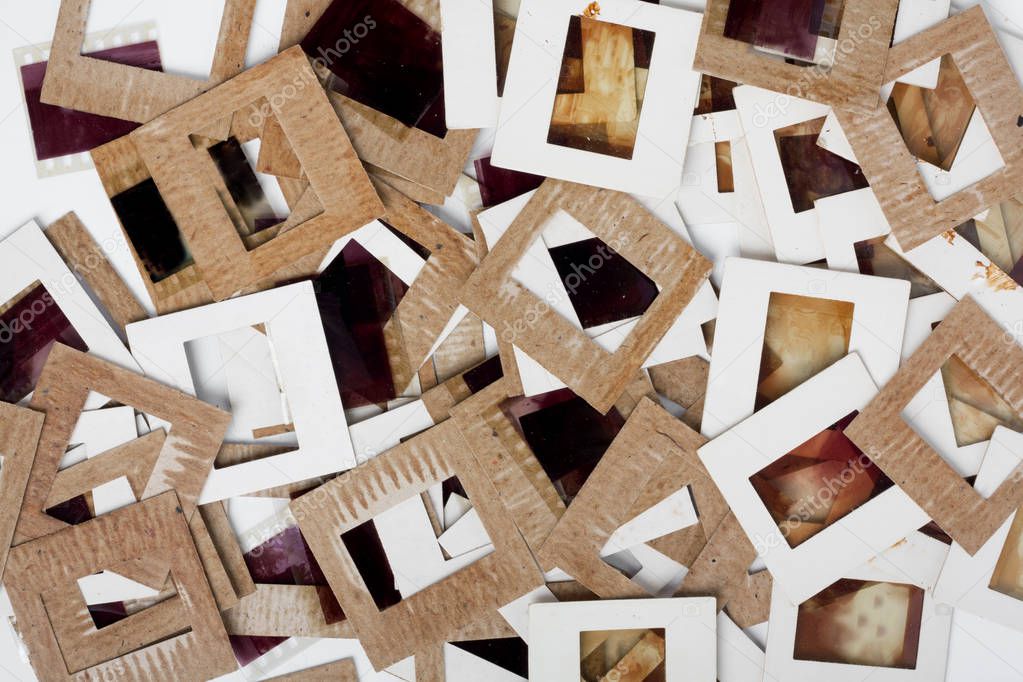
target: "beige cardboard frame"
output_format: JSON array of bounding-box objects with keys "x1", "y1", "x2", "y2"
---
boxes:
[
  {"x1": 459, "y1": 180, "x2": 710, "y2": 413},
  {"x1": 0, "y1": 403, "x2": 43, "y2": 581},
  {"x1": 41, "y1": 0, "x2": 256, "y2": 123},
  {"x1": 279, "y1": 0, "x2": 477, "y2": 198},
  {"x1": 693, "y1": 0, "x2": 899, "y2": 112},
  {"x1": 837, "y1": 7, "x2": 1023, "y2": 250},
  {"x1": 5, "y1": 492, "x2": 236, "y2": 681},
  {"x1": 449, "y1": 373, "x2": 654, "y2": 558},
  {"x1": 538, "y1": 398, "x2": 728, "y2": 598},
  {"x1": 679, "y1": 512, "x2": 773, "y2": 627},
  {"x1": 846, "y1": 295, "x2": 1023, "y2": 554},
  {"x1": 15, "y1": 344, "x2": 230, "y2": 544},
  {"x1": 45, "y1": 212, "x2": 148, "y2": 335},
  {"x1": 123, "y1": 46, "x2": 383, "y2": 302},
  {"x1": 222, "y1": 584, "x2": 354, "y2": 638},
  {"x1": 374, "y1": 179, "x2": 479, "y2": 387},
  {"x1": 292, "y1": 419, "x2": 544, "y2": 669}
]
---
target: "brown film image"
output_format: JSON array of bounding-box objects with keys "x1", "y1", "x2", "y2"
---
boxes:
[
  {"x1": 547, "y1": 15, "x2": 656, "y2": 159},
  {"x1": 749, "y1": 411, "x2": 894, "y2": 548},
  {"x1": 494, "y1": 0, "x2": 519, "y2": 97},
  {"x1": 580, "y1": 628, "x2": 666, "y2": 682},
  {"x1": 887, "y1": 54, "x2": 976, "y2": 172},
  {"x1": 794, "y1": 578, "x2": 925, "y2": 669},
  {"x1": 954, "y1": 195, "x2": 1023, "y2": 288},
  {"x1": 937, "y1": 353, "x2": 1023, "y2": 448},
  {"x1": 989, "y1": 507, "x2": 1023, "y2": 602},
  {"x1": 852, "y1": 236, "x2": 941, "y2": 299},
  {"x1": 756, "y1": 292, "x2": 855, "y2": 410}
]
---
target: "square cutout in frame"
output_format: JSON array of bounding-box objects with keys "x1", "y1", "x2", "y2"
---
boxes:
[
  {"x1": 121, "y1": 46, "x2": 383, "y2": 302},
  {"x1": 702, "y1": 257, "x2": 908, "y2": 438},
  {"x1": 846, "y1": 295, "x2": 1023, "y2": 554},
  {"x1": 126, "y1": 282, "x2": 351, "y2": 502},
  {"x1": 698, "y1": 355, "x2": 930, "y2": 605},
  {"x1": 460, "y1": 180, "x2": 711, "y2": 413},
  {"x1": 837, "y1": 7, "x2": 1023, "y2": 251},
  {"x1": 291, "y1": 419, "x2": 544, "y2": 669},
  {"x1": 694, "y1": 0, "x2": 899, "y2": 113},
  {"x1": 41, "y1": 0, "x2": 255, "y2": 123},
  {"x1": 764, "y1": 557, "x2": 952, "y2": 682},
  {"x1": 528, "y1": 598, "x2": 716, "y2": 682},
  {"x1": 492, "y1": 0, "x2": 703, "y2": 197},
  {"x1": 5, "y1": 492, "x2": 236, "y2": 681},
  {"x1": 539, "y1": 398, "x2": 729, "y2": 599},
  {"x1": 580, "y1": 628, "x2": 666, "y2": 682},
  {"x1": 14, "y1": 344, "x2": 230, "y2": 544}
]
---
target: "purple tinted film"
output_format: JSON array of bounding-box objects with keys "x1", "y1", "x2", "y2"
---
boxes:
[
  {"x1": 0, "y1": 283, "x2": 89, "y2": 404},
  {"x1": 501, "y1": 388, "x2": 626, "y2": 505},
  {"x1": 474, "y1": 156, "x2": 545, "y2": 208},
  {"x1": 300, "y1": 0, "x2": 447, "y2": 138},
  {"x1": 21, "y1": 41, "x2": 162, "y2": 161},
  {"x1": 547, "y1": 238, "x2": 658, "y2": 329},
  {"x1": 315, "y1": 239, "x2": 409, "y2": 409}
]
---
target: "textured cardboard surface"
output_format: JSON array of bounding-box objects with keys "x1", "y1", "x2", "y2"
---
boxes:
[
  {"x1": 45, "y1": 212, "x2": 148, "y2": 335},
  {"x1": 450, "y1": 373, "x2": 654, "y2": 558},
  {"x1": 0, "y1": 403, "x2": 43, "y2": 581},
  {"x1": 126, "y1": 47, "x2": 383, "y2": 302},
  {"x1": 41, "y1": 0, "x2": 255, "y2": 123},
  {"x1": 222, "y1": 584, "x2": 354, "y2": 638},
  {"x1": 838, "y1": 7, "x2": 1023, "y2": 250},
  {"x1": 460, "y1": 179, "x2": 711, "y2": 413},
  {"x1": 694, "y1": 0, "x2": 899, "y2": 112},
  {"x1": 374, "y1": 179, "x2": 479, "y2": 386},
  {"x1": 5, "y1": 492, "x2": 236, "y2": 681},
  {"x1": 292, "y1": 419, "x2": 543, "y2": 669},
  {"x1": 678, "y1": 512, "x2": 772, "y2": 627},
  {"x1": 538, "y1": 398, "x2": 728, "y2": 597},
  {"x1": 847, "y1": 296, "x2": 1023, "y2": 554},
  {"x1": 15, "y1": 344, "x2": 230, "y2": 544}
]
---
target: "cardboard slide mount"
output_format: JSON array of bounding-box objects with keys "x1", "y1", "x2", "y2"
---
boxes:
[
  {"x1": 4, "y1": 492, "x2": 236, "y2": 682},
  {"x1": 96, "y1": 46, "x2": 384, "y2": 309},
  {"x1": 14, "y1": 344, "x2": 230, "y2": 544},
  {"x1": 538, "y1": 398, "x2": 729, "y2": 598},
  {"x1": 693, "y1": 0, "x2": 899, "y2": 112},
  {"x1": 292, "y1": 419, "x2": 544, "y2": 670},
  {"x1": 374, "y1": 179, "x2": 480, "y2": 388},
  {"x1": 449, "y1": 372, "x2": 655, "y2": 559},
  {"x1": 838, "y1": 6, "x2": 1023, "y2": 251},
  {"x1": 847, "y1": 296, "x2": 1023, "y2": 555},
  {"x1": 0, "y1": 403, "x2": 44, "y2": 581},
  {"x1": 460, "y1": 180, "x2": 711, "y2": 413},
  {"x1": 41, "y1": 0, "x2": 256, "y2": 124},
  {"x1": 45, "y1": 212, "x2": 148, "y2": 335}
]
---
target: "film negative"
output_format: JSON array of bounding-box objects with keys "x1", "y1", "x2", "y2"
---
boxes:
[{"x1": 14, "y1": 22, "x2": 161, "y2": 178}]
